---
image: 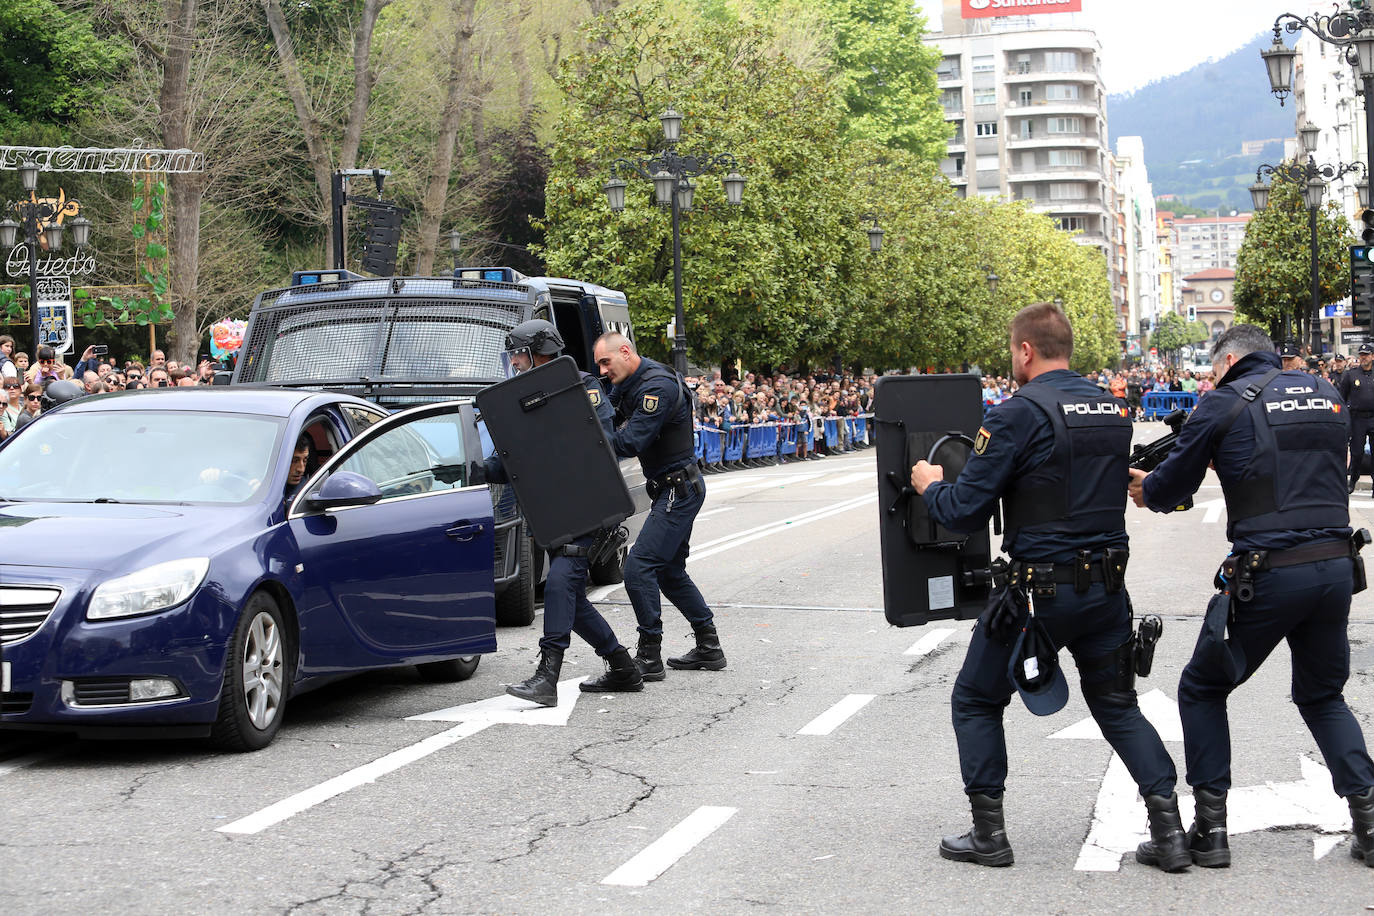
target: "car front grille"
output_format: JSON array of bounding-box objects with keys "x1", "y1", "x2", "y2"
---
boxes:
[
  {"x1": 71, "y1": 680, "x2": 131, "y2": 705},
  {"x1": 0, "y1": 586, "x2": 61, "y2": 645},
  {"x1": 0, "y1": 693, "x2": 33, "y2": 715}
]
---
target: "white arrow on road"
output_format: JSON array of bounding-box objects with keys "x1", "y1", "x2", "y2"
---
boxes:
[
  {"x1": 218, "y1": 678, "x2": 586, "y2": 835},
  {"x1": 1050, "y1": 688, "x2": 1352, "y2": 871},
  {"x1": 1193, "y1": 498, "x2": 1225, "y2": 524}
]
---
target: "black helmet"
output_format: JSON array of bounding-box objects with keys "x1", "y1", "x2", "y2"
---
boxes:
[
  {"x1": 40, "y1": 379, "x2": 83, "y2": 409},
  {"x1": 505, "y1": 319, "x2": 564, "y2": 356}
]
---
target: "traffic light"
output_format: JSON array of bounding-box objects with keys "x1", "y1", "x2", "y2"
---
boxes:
[
  {"x1": 1353, "y1": 245, "x2": 1374, "y2": 327},
  {"x1": 1361, "y1": 208, "x2": 1374, "y2": 247},
  {"x1": 1186, "y1": 304, "x2": 1197, "y2": 322}
]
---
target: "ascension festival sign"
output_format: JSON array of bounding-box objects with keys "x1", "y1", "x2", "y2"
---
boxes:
[{"x1": 962, "y1": 0, "x2": 1082, "y2": 16}]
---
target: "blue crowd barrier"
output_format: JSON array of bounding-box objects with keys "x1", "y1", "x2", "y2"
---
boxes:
[
  {"x1": 778, "y1": 422, "x2": 800, "y2": 456},
  {"x1": 723, "y1": 426, "x2": 747, "y2": 462},
  {"x1": 1141, "y1": 391, "x2": 1197, "y2": 420},
  {"x1": 822, "y1": 419, "x2": 841, "y2": 449},
  {"x1": 697, "y1": 425, "x2": 723, "y2": 465}
]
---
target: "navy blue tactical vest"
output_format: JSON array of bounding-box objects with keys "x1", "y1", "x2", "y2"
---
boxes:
[
  {"x1": 1002, "y1": 381, "x2": 1133, "y2": 544},
  {"x1": 633, "y1": 362, "x2": 695, "y2": 475},
  {"x1": 1221, "y1": 371, "x2": 1349, "y2": 539}
]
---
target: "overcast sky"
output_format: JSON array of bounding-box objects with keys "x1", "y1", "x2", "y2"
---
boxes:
[{"x1": 914, "y1": 0, "x2": 1311, "y2": 95}]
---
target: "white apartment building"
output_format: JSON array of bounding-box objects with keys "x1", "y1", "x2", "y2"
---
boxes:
[
  {"x1": 1169, "y1": 214, "x2": 1252, "y2": 276},
  {"x1": 1115, "y1": 137, "x2": 1162, "y2": 337},
  {"x1": 923, "y1": 1, "x2": 1113, "y2": 256}
]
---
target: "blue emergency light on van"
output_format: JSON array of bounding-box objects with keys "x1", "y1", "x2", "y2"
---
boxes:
[
  {"x1": 291, "y1": 269, "x2": 364, "y2": 286},
  {"x1": 455, "y1": 267, "x2": 524, "y2": 283}
]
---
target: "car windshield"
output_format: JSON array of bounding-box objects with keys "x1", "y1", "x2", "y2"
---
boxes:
[{"x1": 0, "y1": 410, "x2": 285, "y2": 505}]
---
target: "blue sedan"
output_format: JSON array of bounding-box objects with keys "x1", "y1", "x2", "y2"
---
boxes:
[{"x1": 0, "y1": 388, "x2": 496, "y2": 750}]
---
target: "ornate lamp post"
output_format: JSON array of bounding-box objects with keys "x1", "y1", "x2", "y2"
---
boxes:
[
  {"x1": 603, "y1": 108, "x2": 746, "y2": 375},
  {"x1": 0, "y1": 160, "x2": 93, "y2": 356},
  {"x1": 1261, "y1": 8, "x2": 1374, "y2": 233},
  {"x1": 446, "y1": 229, "x2": 461, "y2": 271},
  {"x1": 859, "y1": 214, "x2": 884, "y2": 253},
  {"x1": 1250, "y1": 137, "x2": 1364, "y2": 354}
]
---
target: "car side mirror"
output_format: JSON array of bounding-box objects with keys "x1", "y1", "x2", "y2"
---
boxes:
[{"x1": 306, "y1": 470, "x2": 383, "y2": 510}]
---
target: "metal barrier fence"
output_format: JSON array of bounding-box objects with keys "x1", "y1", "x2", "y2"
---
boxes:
[
  {"x1": 693, "y1": 414, "x2": 873, "y2": 469},
  {"x1": 1141, "y1": 390, "x2": 1197, "y2": 419}
]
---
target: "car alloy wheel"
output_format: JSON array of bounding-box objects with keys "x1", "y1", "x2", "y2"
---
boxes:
[{"x1": 242, "y1": 609, "x2": 284, "y2": 729}]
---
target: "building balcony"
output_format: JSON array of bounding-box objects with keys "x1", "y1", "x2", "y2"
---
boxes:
[
  {"x1": 942, "y1": 172, "x2": 968, "y2": 186},
  {"x1": 1006, "y1": 166, "x2": 1102, "y2": 184},
  {"x1": 1006, "y1": 134, "x2": 1103, "y2": 151},
  {"x1": 1002, "y1": 67, "x2": 1100, "y2": 84},
  {"x1": 1028, "y1": 198, "x2": 1109, "y2": 216},
  {"x1": 1004, "y1": 98, "x2": 1100, "y2": 118},
  {"x1": 937, "y1": 73, "x2": 963, "y2": 87}
]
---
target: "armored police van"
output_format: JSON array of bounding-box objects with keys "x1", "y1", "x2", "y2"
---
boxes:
[{"x1": 232, "y1": 265, "x2": 646, "y2": 626}]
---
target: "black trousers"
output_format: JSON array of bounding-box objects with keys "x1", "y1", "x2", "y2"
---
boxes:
[
  {"x1": 1179, "y1": 556, "x2": 1374, "y2": 797},
  {"x1": 1349, "y1": 414, "x2": 1374, "y2": 487},
  {"x1": 951, "y1": 583, "x2": 1177, "y2": 798}
]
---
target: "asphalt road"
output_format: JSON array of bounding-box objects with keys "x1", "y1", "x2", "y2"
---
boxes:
[{"x1": 5, "y1": 434, "x2": 1374, "y2": 914}]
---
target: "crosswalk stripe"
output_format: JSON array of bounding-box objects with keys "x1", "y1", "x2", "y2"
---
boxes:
[{"x1": 601, "y1": 806, "x2": 738, "y2": 887}]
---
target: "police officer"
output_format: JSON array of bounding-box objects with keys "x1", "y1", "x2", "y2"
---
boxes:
[
  {"x1": 489, "y1": 320, "x2": 643, "y2": 706},
  {"x1": 1340, "y1": 342, "x2": 1374, "y2": 494},
  {"x1": 1278, "y1": 340, "x2": 1304, "y2": 372},
  {"x1": 591, "y1": 331, "x2": 724, "y2": 679},
  {"x1": 1130, "y1": 323, "x2": 1374, "y2": 868},
  {"x1": 911, "y1": 302, "x2": 1185, "y2": 871}
]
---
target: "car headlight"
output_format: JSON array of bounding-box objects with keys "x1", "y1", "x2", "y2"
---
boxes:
[{"x1": 87, "y1": 558, "x2": 211, "y2": 621}]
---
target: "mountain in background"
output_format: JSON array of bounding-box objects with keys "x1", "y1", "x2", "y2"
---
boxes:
[{"x1": 1108, "y1": 33, "x2": 1294, "y2": 213}]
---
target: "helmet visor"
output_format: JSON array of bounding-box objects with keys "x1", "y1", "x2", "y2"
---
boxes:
[{"x1": 501, "y1": 346, "x2": 533, "y2": 378}]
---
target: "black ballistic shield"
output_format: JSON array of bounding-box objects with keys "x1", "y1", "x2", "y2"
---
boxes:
[
  {"x1": 874, "y1": 374, "x2": 994, "y2": 626},
  {"x1": 475, "y1": 356, "x2": 634, "y2": 550}
]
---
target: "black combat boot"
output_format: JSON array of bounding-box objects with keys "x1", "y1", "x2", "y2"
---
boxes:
[
  {"x1": 1187, "y1": 788, "x2": 1230, "y2": 868},
  {"x1": 1348, "y1": 786, "x2": 1374, "y2": 866},
  {"x1": 1135, "y1": 793, "x2": 1191, "y2": 872},
  {"x1": 666, "y1": 625, "x2": 727, "y2": 670},
  {"x1": 633, "y1": 632, "x2": 665, "y2": 682},
  {"x1": 505, "y1": 646, "x2": 563, "y2": 707},
  {"x1": 939, "y1": 793, "x2": 1014, "y2": 867},
  {"x1": 580, "y1": 647, "x2": 645, "y2": 693}
]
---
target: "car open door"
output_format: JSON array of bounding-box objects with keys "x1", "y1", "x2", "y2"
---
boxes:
[{"x1": 287, "y1": 401, "x2": 496, "y2": 669}]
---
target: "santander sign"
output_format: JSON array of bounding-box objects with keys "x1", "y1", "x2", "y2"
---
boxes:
[{"x1": 963, "y1": 0, "x2": 1082, "y2": 17}]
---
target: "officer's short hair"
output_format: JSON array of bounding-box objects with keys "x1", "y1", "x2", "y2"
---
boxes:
[
  {"x1": 1212, "y1": 324, "x2": 1273, "y2": 366},
  {"x1": 1009, "y1": 302, "x2": 1073, "y2": 362}
]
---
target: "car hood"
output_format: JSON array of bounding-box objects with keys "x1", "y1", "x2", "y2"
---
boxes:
[{"x1": 0, "y1": 501, "x2": 261, "y2": 572}]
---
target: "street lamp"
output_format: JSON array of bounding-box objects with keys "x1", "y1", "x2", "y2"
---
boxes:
[
  {"x1": 446, "y1": 229, "x2": 461, "y2": 270},
  {"x1": 859, "y1": 214, "x2": 883, "y2": 252},
  {"x1": 1, "y1": 162, "x2": 93, "y2": 357},
  {"x1": 1262, "y1": 9, "x2": 1374, "y2": 242},
  {"x1": 1252, "y1": 155, "x2": 1364, "y2": 354},
  {"x1": 985, "y1": 267, "x2": 999, "y2": 296},
  {"x1": 604, "y1": 110, "x2": 746, "y2": 375}
]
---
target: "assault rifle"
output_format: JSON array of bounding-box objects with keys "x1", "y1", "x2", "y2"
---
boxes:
[{"x1": 1130, "y1": 408, "x2": 1192, "y2": 511}]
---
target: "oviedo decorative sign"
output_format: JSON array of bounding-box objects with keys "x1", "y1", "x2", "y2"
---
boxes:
[{"x1": 962, "y1": 0, "x2": 1082, "y2": 17}]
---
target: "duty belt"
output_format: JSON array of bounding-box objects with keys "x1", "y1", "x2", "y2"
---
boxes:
[
  {"x1": 1220, "y1": 531, "x2": 1370, "y2": 601},
  {"x1": 1009, "y1": 548, "x2": 1129, "y2": 597},
  {"x1": 647, "y1": 462, "x2": 702, "y2": 500}
]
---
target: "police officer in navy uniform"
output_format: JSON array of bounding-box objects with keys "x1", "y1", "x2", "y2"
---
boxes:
[
  {"x1": 592, "y1": 331, "x2": 724, "y2": 679},
  {"x1": 488, "y1": 320, "x2": 643, "y2": 706},
  {"x1": 1131, "y1": 323, "x2": 1374, "y2": 868},
  {"x1": 1339, "y1": 342, "x2": 1374, "y2": 494},
  {"x1": 911, "y1": 302, "x2": 1185, "y2": 871},
  {"x1": 1277, "y1": 340, "x2": 1304, "y2": 372}
]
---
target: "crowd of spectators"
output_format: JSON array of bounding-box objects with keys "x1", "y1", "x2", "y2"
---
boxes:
[
  {"x1": 686, "y1": 368, "x2": 877, "y2": 461},
  {"x1": 0, "y1": 339, "x2": 219, "y2": 441}
]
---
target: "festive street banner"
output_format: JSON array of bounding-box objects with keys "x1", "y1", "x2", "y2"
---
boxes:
[{"x1": 962, "y1": 0, "x2": 1082, "y2": 17}]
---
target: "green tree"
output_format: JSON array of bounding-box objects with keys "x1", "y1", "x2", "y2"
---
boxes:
[
  {"x1": 1234, "y1": 165, "x2": 1354, "y2": 344},
  {"x1": 0, "y1": 0, "x2": 126, "y2": 136},
  {"x1": 1149, "y1": 310, "x2": 1207, "y2": 364}
]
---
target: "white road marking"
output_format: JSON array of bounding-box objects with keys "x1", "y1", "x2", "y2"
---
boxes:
[
  {"x1": 690, "y1": 494, "x2": 877, "y2": 562},
  {"x1": 797, "y1": 694, "x2": 875, "y2": 736},
  {"x1": 0, "y1": 749, "x2": 64, "y2": 777},
  {"x1": 810, "y1": 471, "x2": 874, "y2": 487},
  {"x1": 601, "y1": 806, "x2": 738, "y2": 887},
  {"x1": 217, "y1": 720, "x2": 491, "y2": 835},
  {"x1": 1055, "y1": 691, "x2": 1353, "y2": 870},
  {"x1": 1194, "y1": 498, "x2": 1225, "y2": 524},
  {"x1": 219, "y1": 679, "x2": 587, "y2": 835},
  {"x1": 587, "y1": 584, "x2": 623, "y2": 602},
  {"x1": 695, "y1": 506, "x2": 737, "y2": 520},
  {"x1": 903, "y1": 627, "x2": 956, "y2": 657}
]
